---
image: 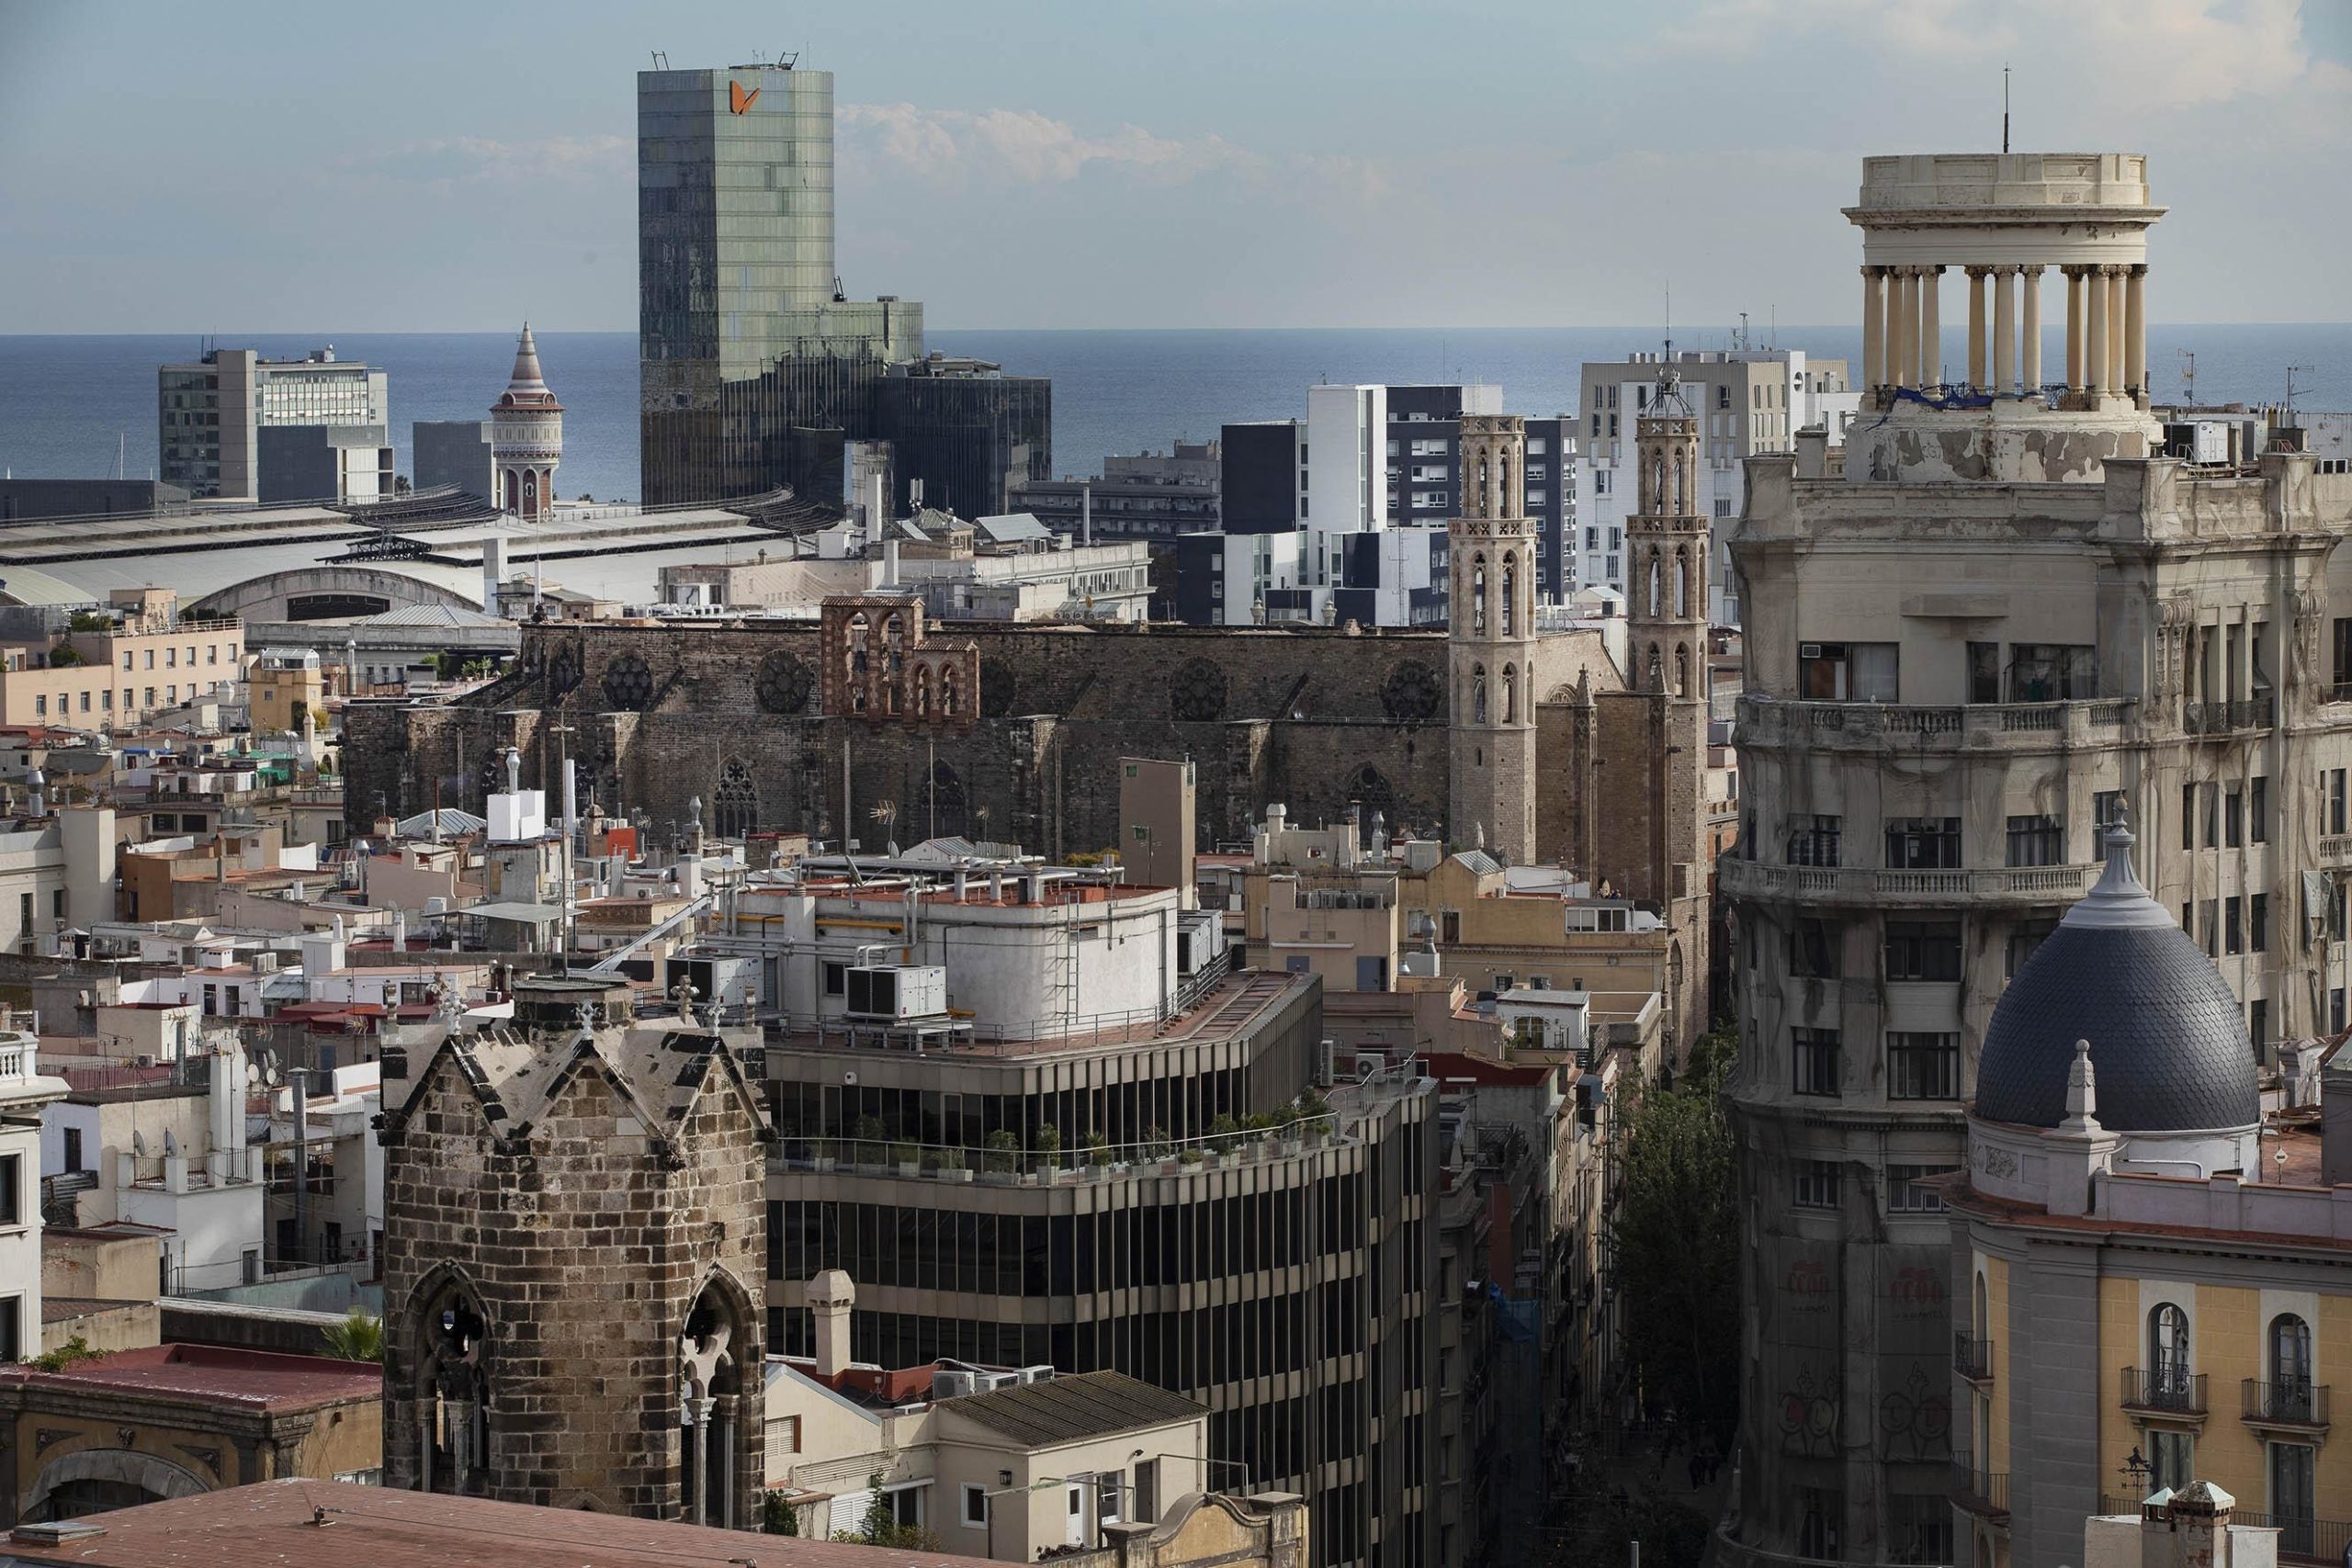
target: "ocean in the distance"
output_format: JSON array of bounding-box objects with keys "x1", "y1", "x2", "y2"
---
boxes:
[{"x1": 4, "y1": 325, "x2": 2347, "y2": 507}]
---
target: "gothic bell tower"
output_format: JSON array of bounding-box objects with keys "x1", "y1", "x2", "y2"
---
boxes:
[
  {"x1": 1627, "y1": 368, "x2": 1707, "y2": 701},
  {"x1": 1626, "y1": 367, "x2": 1712, "y2": 921},
  {"x1": 1448, "y1": 412, "x2": 1536, "y2": 864}
]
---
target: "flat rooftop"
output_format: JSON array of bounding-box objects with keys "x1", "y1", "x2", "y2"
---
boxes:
[{"x1": 1, "y1": 1479, "x2": 1001, "y2": 1567}]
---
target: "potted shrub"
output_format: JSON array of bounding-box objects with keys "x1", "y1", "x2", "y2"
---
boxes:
[
  {"x1": 809, "y1": 1136, "x2": 837, "y2": 1173},
  {"x1": 1034, "y1": 1125, "x2": 1063, "y2": 1176},
  {"x1": 1145, "y1": 1125, "x2": 1174, "y2": 1171},
  {"x1": 1083, "y1": 1129, "x2": 1112, "y2": 1169},
  {"x1": 936, "y1": 1146, "x2": 971, "y2": 1182},
  {"x1": 854, "y1": 1115, "x2": 888, "y2": 1168},
  {"x1": 890, "y1": 1141, "x2": 920, "y2": 1179},
  {"x1": 983, "y1": 1128, "x2": 1022, "y2": 1179}
]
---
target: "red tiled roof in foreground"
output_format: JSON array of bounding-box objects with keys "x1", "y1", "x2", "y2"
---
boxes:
[
  {"x1": 0, "y1": 1344, "x2": 382, "y2": 1414},
  {"x1": 4, "y1": 1479, "x2": 1002, "y2": 1567}
]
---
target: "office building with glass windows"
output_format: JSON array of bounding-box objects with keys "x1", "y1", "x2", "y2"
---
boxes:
[
  {"x1": 157, "y1": 346, "x2": 388, "y2": 501},
  {"x1": 732, "y1": 850, "x2": 1439, "y2": 1568},
  {"x1": 637, "y1": 63, "x2": 926, "y2": 508}
]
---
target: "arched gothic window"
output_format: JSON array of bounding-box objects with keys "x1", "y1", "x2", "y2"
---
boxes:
[
  {"x1": 1675, "y1": 644, "x2": 1690, "y2": 699},
  {"x1": 678, "y1": 1279, "x2": 752, "y2": 1529},
  {"x1": 1646, "y1": 644, "x2": 1663, "y2": 693},
  {"x1": 1673, "y1": 450, "x2": 1687, "y2": 513},
  {"x1": 1472, "y1": 557, "x2": 1488, "y2": 635},
  {"x1": 846, "y1": 613, "x2": 870, "y2": 714},
  {"x1": 941, "y1": 664, "x2": 962, "y2": 717},
  {"x1": 1674, "y1": 547, "x2": 1690, "y2": 618},
  {"x1": 713, "y1": 761, "x2": 758, "y2": 839},
  {"x1": 1502, "y1": 662, "x2": 1518, "y2": 722},
  {"x1": 1646, "y1": 551, "x2": 1664, "y2": 619},
  {"x1": 413, "y1": 1285, "x2": 490, "y2": 1496},
  {"x1": 912, "y1": 663, "x2": 932, "y2": 718},
  {"x1": 1650, "y1": 452, "x2": 1667, "y2": 511},
  {"x1": 1500, "y1": 557, "x2": 1516, "y2": 636},
  {"x1": 1472, "y1": 664, "x2": 1488, "y2": 726}
]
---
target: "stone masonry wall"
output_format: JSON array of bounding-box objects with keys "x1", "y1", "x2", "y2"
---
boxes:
[{"x1": 380, "y1": 1046, "x2": 767, "y2": 1520}]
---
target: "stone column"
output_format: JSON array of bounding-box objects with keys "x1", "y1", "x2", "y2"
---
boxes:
[
  {"x1": 1992, "y1": 266, "x2": 2016, "y2": 395},
  {"x1": 1892, "y1": 268, "x2": 1915, "y2": 389},
  {"x1": 1920, "y1": 265, "x2": 1941, "y2": 386},
  {"x1": 688, "y1": 1397, "x2": 708, "y2": 1525},
  {"x1": 2098, "y1": 266, "x2": 2117, "y2": 394},
  {"x1": 2021, "y1": 265, "x2": 2043, "y2": 393},
  {"x1": 2109, "y1": 268, "x2": 2128, "y2": 395},
  {"x1": 2125, "y1": 265, "x2": 2147, "y2": 405},
  {"x1": 1965, "y1": 267, "x2": 1987, "y2": 387},
  {"x1": 717, "y1": 1396, "x2": 738, "y2": 1531},
  {"x1": 1861, "y1": 267, "x2": 1884, "y2": 389},
  {"x1": 2064, "y1": 267, "x2": 2085, "y2": 390}
]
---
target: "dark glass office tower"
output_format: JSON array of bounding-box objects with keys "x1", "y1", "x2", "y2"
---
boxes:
[
  {"x1": 639, "y1": 65, "x2": 925, "y2": 506},
  {"x1": 872, "y1": 356, "x2": 1052, "y2": 517}
]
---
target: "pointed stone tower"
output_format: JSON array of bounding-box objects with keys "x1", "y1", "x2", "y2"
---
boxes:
[
  {"x1": 491, "y1": 322, "x2": 564, "y2": 518},
  {"x1": 1447, "y1": 412, "x2": 1536, "y2": 863},
  {"x1": 1624, "y1": 365, "x2": 1712, "y2": 914},
  {"x1": 379, "y1": 976, "x2": 771, "y2": 1522}
]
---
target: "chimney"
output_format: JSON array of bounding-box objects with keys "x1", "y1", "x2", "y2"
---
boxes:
[
  {"x1": 482, "y1": 536, "x2": 507, "y2": 614},
  {"x1": 883, "y1": 535, "x2": 899, "y2": 591},
  {"x1": 810, "y1": 1269, "x2": 856, "y2": 1379},
  {"x1": 869, "y1": 472, "x2": 886, "y2": 535}
]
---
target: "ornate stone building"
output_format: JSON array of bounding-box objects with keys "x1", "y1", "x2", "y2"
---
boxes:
[
  {"x1": 1722, "y1": 152, "x2": 2352, "y2": 1566},
  {"x1": 378, "y1": 976, "x2": 772, "y2": 1522}
]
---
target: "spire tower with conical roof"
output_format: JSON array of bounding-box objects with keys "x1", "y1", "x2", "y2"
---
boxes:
[{"x1": 491, "y1": 321, "x2": 564, "y2": 519}]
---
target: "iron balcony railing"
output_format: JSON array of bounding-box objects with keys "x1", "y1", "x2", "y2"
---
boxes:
[
  {"x1": 1953, "y1": 1333, "x2": 1994, "y2": 1384},
  {"x1": 1949, "y1": 1451, "x2": 2008, "y2": 1517},
  {"x1": 2121, "y1": 1365, "x2": 2207, "y2": 1416},
  {"x1": 2244, "y1": 1377, "x2": 2330, "y2": 1427}
]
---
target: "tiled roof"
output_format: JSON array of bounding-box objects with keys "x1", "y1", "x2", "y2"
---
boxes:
[
  {"x1": 0, "y1": 1479, "x2": 1001, "y2": 1567},
  {"x1": 937, "y1": 1369, "x2": 1204, "y2": 1446}
]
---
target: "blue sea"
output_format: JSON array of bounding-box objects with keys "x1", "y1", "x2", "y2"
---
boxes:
[{"x1": 4, "y1": 324, "x2": 2347, "y2": 507}]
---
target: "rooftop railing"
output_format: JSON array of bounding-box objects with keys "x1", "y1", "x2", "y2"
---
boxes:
[{"x1": 775, "y1": 1118, "x2": 1341, "y2": 1185}]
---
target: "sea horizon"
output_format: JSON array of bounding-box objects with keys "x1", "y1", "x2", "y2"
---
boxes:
[{"x1": 6, "y1": 322, "x2": 2346, "y2": 508}]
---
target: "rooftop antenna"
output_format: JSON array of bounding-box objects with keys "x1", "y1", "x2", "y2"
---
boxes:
[
  {"x1": 1736, "y1": 311, "x2": 1749, "y2": 353},
  {"x1": 2177, "y1": 349, "x2": 2197, "y2": 405},
  {"x1": 650, "y1": 50, "x2": 669, "y2": 69},
  {"x1": 2002, "y1": 65, "x2": 2011, "y2": 154},
  {"x1": 2286, "y1": 364, "x2": 2316, "y2": 423}
]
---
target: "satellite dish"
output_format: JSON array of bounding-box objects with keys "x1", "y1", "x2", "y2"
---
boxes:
[
  {"x1": 132, "y1": 1130, "x2": 147, "y2": 1156},
  {"x1": 245, "y1": 1062, "x2": 260, "y2": 1087},
  {"x1": 264, "y1": 1065, "x2": 281, "y2": 1088}
]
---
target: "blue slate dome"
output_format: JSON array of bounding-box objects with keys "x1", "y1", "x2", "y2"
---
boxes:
[{"x1": 1973, "y1": 822, "x2": 2257, "y2": 1133}]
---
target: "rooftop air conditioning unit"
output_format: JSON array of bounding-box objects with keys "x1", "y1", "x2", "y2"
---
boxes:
[
  {"x1": 1799, "y1": 643, "x2": 1823, "y2": 660},
  {"x1": 932, "y1": 1370, "x2": 979, "y2": 1400},
  {"x1": 1017, "y1": 1365, "x2": 1055, "y2": 1384},
  {"x1": 844, "y1": 964, "x2": 947, "y2": 1022}
]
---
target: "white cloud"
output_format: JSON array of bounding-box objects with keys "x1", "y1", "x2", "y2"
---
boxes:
[{"x1": 842, "y1": 101, "x2": 1260, "y2": 185}]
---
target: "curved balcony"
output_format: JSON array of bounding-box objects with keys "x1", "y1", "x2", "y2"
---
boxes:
[
  {"x1": 1720, "y1": 857, "x2": 2099, "y2": 909},
  {"x1": 1735, "y1": 695, "x2": 2136, "y2": 755}
]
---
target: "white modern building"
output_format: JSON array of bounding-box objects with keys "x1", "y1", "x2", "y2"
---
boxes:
[{"x1": 158, "y1": 346, "x2": 390, "y2": 502}]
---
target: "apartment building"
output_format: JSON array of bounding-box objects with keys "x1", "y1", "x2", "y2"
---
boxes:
[
  {"x1": 1950, "y1": 829, "x2": 2352, "y2": 1568},
  {"x1": 1723, "y1": 151, "x2": 2352, "y2": 1568},
  {"x1": 0, "y1": 590, "x2": 244, "y2": 730}
]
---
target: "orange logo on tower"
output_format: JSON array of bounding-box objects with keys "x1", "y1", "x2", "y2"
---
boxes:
[{"x1": 729, "y1": 80, "x2": 760, "y2": 114}]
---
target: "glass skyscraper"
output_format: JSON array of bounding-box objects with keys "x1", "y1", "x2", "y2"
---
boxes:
[{"x1": 639, "y1": 65, "x2": 925, "y2": 506}]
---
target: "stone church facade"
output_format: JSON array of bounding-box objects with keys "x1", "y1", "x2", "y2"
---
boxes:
[{"x1": 344, "y1": 422, "x2": 1713, "y2": 1021}]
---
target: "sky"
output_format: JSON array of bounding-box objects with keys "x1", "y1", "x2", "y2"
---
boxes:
[{"x1": 2, "y1": 0, "x2": 2347, "y2": 333}]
